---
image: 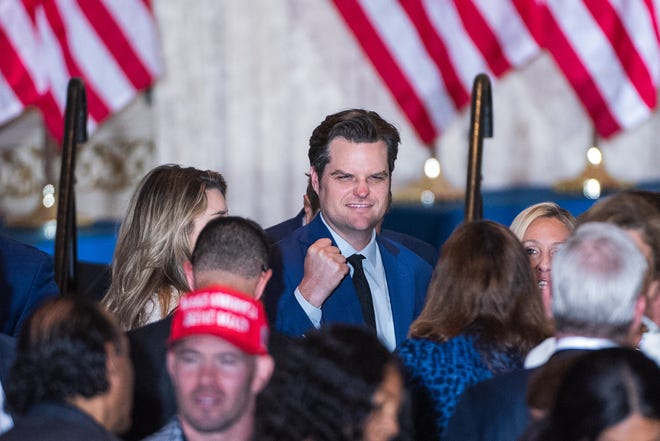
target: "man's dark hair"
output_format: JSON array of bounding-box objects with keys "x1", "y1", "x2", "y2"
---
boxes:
[
  {"x1": 308, "y1": 109, "x2": 400, "y2": 179},
  {"x1": 6, "y1": 296, "x2": 124, "y2": 414},
  {"x1": 305, "y1": 176, "x2": 320, "y2": 215},
  {"x1": 192, "y1": 216, "x2": 271, "y2": 279}
]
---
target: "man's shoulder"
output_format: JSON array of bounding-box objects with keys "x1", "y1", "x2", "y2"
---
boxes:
[
  {"x1": 377, "y1": 234, "x2": 433, "y2": 273},
  {"x1": 468, "y1": 366, "x2": 532, "y2": 394},
  {"x1": 273, "y1": 216, "x2": 329, "y2": 255},
  {"x1": 444, "y1": 368, "x2": 533, "y2": 441},
  {"x1": 2, "y1": 403, "x2": 120, "y2": 441},
  {"x1": 141, "y1": 418, "x2": 183, "y2": 441},
  {"x1": 127, "y1": 316, "x2": 172, "y2": 365},
  {"x1": 0, "y1": 234, "x2": 51, "y2": 261},
  {"x1": 450, "y1": 367, "x2": 531, "y2": 417},
  {"x1": 380, "y1": 229, "x2": 438, "y2": 267},
  {"x1": 265, "y1": 210, "x2": 305, "y2": 244},
  {"x1": 128, "y1": 316, "x2": 172, "y2": 342}
]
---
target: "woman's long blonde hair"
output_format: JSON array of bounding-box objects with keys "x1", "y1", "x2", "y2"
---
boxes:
[{"x1": 102, "y1": 164, "x2": 226, "y2": 330}]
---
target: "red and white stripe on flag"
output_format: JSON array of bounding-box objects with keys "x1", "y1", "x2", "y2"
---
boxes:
[
  {"x1": 331, "y1": 0, "x2": 539, "y2": 146},
  {"x1": 516, "y1": 0, "x2": 660, "y2": 138},
  {"x1": 0, "y1": 0, "x2": 161, "y2": 142},
  {"x1": 0, "y1": 0, "x2": 47, "y2": 128}
]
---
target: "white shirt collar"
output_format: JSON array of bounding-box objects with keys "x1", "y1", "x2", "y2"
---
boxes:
[
  {"x1": 319, "y1": 213, "x2": 377, "y2": 263},
  {"x1": 555, "y1": 336, "x2": 618, "y2": 351},
  {"x1": 643, "y1": 316, "x2": 660, "y2": 333}
]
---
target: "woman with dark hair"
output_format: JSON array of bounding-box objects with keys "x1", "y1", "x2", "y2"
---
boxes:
[
  {"x1": 396, "y1": 220, "x2": 551, "y2": 440},
  {"x1": 255, "y1": 324, "x2": 407, "y2": 441},
  {"x1": 520, "y1": 347, "x2": 660, "y2": 441}
]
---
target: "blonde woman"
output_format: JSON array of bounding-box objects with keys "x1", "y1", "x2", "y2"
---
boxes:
[
  {"x1": 102, "y1": 164, "x2": 228, "y2": 330},
  {"x1": 510, "y1": 202, "x2": 576, "y2": 316}
]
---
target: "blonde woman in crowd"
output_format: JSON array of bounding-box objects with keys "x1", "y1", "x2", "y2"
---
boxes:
[
  {"x1": 510, "y1": 202, "x2": 576, "y2": 317},
  {"x1": 102, "y1": 164, "x2": 227, "y2": 330}
]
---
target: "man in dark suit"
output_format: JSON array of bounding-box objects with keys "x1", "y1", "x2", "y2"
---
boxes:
[
  {"x1": 263, "y1": 109, "x2": 433, "y2": 351},
  {"x1": 124, "y1": 216, "x2": 275, "y2": 441},
  {"x1": 0, "y1": 296, "x2": 133, "y2": 441},
  {"x1": 444, "y1": 222, "x2": 650, "y2": 441},
  {"x1": 0, "y1": 235, "x2": 59, "y2": 336}
]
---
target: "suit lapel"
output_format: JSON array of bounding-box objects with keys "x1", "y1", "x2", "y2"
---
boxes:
[{"x1": 378, "y1": 236, "x2": 413, "y2": 345}]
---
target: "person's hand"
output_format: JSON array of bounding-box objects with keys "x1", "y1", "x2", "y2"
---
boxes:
[{"x1": 298, "y1": 238, "x2": 349, "y2": 307}]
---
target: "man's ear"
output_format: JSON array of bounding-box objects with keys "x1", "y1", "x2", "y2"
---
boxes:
[
  {"x1": 184, "y1": 260, "x2": 195, "y2": 290},
  {"x1": 104, "y1": 342, "x2": 126, "y2": 397},
  {"x1": 166, "y1": 350, "x2": 177, "y2": 380},
  {"x1": 310, "y1": 167, "x2": 320, "y2": 194},
  {"x1": 303, "y1": 194, "x2": 314, "y2": 226},
  {"x1": 251, "y1": 355, "x2": 274, "y2": 394},
  {"x1": 630, "y1": 295, "x2": 648, "y2": 346},
  {"x1": 254, "y1": 269, "x2": 272, "y2": 301},
  {"x1": 105, "y1": 342, "x2": 119, "y2": 379}
]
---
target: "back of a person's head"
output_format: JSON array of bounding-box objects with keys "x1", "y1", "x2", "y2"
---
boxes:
[
  {"x1": 256, "y1": 325, "x2": 400, "y2": 441},
  {"x1": 577, "y1": 191, "x2": 659, "y2": 231},
  {"x1": 577, "y1": 191, "x2": 660, "y2": 298},
  {"x1": 552, "y1": 222, "x2": 647, "y2": 340},
  {"x1": 6, "y1": 296, "x2": 124, "y2": 414},
  {"x1": 191, "y1": 216, "x2": 270, "y2": 280},
  {"x1": 510, "y1": 202, "x2": 576, "y2": 241},
  {"x1": 526, "y1": 348, "x2": 660, "y2": 441},
  {"x1": 409, "y1": 220, "x2": 549, "y2": 354},
  {"x1": 104, "y1": 164, "x2": 227, "y2": 329},
  {"x1": 623, "y1": 190, "x2": 660, "y2": 211}
]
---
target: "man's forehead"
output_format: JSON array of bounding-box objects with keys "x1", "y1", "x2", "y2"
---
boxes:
[
  {"x1": 172, "y1": 334, "x2": 249, "y2": 356},
  {"x1": 325, "y1": 139, "x2": 388, "y2": 170}
]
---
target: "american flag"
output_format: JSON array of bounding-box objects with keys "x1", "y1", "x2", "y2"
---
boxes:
[
  {"x1": 332, "y1": 0, "x2": 660, "y2": 146},
  {"x1": 0, "y1": 0, "x2": 161, "y2": 142}
]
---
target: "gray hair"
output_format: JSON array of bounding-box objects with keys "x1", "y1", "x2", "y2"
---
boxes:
[{"x1": 552, "y1": 222, "x2": 647, "y2": 340}]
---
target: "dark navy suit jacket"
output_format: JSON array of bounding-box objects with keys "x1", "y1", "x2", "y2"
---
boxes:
[
  {"x1": 265, "y1": 210, "x2": 306, "y2": 243},
  {"x1": 266, "y1": 210, "x2": 438, "y2": 267},
  {"x1": 0, "y1": 235, "x2": 59, "y2": 336},
  {"x1": 264, "y1": 215, "x2": 432, "y2": 345},
  {"x1": 0, "y1": 334, "x2": 15, "y2": 383},
  {"x1": 0, "y1": 402, "x2": 119, "y2": 441},
  {"x1": 444, "y1": 349, "x2": 592, "y2": 441}
]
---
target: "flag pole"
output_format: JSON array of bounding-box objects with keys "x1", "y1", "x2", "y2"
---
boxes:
[
  {"x1": 464, "y1": 73, "x2": 493, "y2": 223},
  {"x1": 54, "y1": 78, "x2": 88, "y2": 296}
]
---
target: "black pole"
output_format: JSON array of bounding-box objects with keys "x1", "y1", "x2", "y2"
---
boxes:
[
  {"x1": 54, "y1": 78, "x2": 87, "y2": 295},
  {"x1": 464, "y1": 73, "x2": 493, "y2": 223}
]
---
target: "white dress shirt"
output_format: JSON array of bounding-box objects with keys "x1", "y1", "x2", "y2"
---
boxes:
[
  {"x1": 294, "y1": 214, "x2": 396, "y2": 351},
  {"x1": 0, "y1": 380, "x2": 13, "y2": 434}
]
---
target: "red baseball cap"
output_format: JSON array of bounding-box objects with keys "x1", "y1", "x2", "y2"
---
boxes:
[{"x1": 169, "y1": 285, "x2": 269, "y2": 355}]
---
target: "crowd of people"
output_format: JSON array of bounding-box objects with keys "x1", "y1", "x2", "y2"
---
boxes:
[{"x1": 0, "y1": 108, "x2": 659, "y2": 441}]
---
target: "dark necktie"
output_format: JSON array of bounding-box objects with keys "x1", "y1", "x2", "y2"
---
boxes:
[{"x1": 346, "y1": 253, "x2": 377, "y2": 329}]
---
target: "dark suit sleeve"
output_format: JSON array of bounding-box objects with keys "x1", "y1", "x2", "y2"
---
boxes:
[
  {"x1": 263, "y1": 236, "x2": 316, "y2": 338},
  {"x1": 17, "y1": 252, "x2": 60, "y2": 331},
  {"x1": 0, "y1": 237, "x2": 60, "y2": 336}
]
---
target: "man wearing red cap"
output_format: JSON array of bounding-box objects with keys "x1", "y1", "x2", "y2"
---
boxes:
[{"x1": 143, "y1": 286, "x2": 274, "y2": 441}]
